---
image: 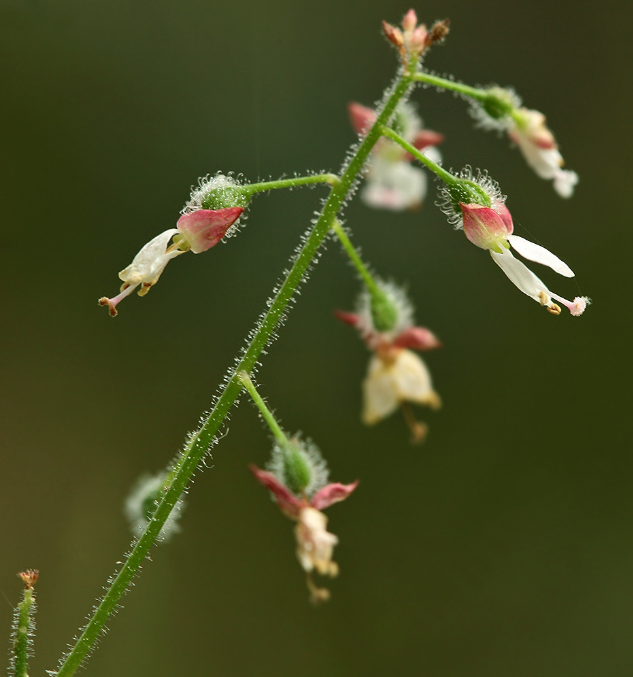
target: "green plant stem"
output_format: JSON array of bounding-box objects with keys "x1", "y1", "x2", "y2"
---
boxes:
[
  {"x1": 412, "y1": 71, "x2": 488, "y2": 101},
  {"x1": 54, "y1": 71, "x2": 415, "y2": 677},
  {"x1": 330, "y1": 219, "x2": 379, "y2": 295},
  {"x1": 237, "y1": 372, "x2": 287, "y2": 444},
  {"x1": 243, "y1": 174, "x2": 340, "y2": 196},
  {"x1": 13, "y1": 587, "x2": 34, "y2": 677},
  {"x1": 380, "y1": 125, "x2": 458, "y2": 186}
]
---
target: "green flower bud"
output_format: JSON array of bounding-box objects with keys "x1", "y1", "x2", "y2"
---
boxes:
[{"x1": 268, "y1": 435, "x2": 329, "y2": 498}]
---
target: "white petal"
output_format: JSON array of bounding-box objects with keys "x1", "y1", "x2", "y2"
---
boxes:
[
  {"x1": 119, "y1": 229, "x2": 184, "y2": 285},
  {"x1": 553, "y1": 169, "x2": 579, "y2": 199},
  {"x1": 390, "y1": 349, "x2": 438, "y2": 407},
  {"x1": 361, "y1": 159, "x2": 426, "y2": 211},
  {"x1": 421, "y1": 145, "x2": 442, "y2": 164},
  {"x1": 508, "y1": 235, "x2": 574, "y2": 277},
  {"x1": 362, "y1": 354, "x2": 400, "y2": 424},
  {"x1": 513, "y1": 133, "x2": 562, "y2": 179},
  {"x1": 490, "y1": 250, "x2": 546, "y2": 302}
]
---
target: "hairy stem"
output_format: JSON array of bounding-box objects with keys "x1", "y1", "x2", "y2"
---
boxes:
[
  {"x1": 238, "y1": 372, "x2": 287, "y2": 444},
  {"x1": 380, "y1": 125, "x2": 457, "y2": 185},
  {"x1": 243, "y1": 174, "x2": 341, "y2": 196},
  {"x1": 12, "y1": 586, "x2": 34, "y2": 677},
  {"x1": 331, "y1": 219, "x2": 379, "y2": 294},
  {"x1": 412, "y1": 71, "x2": 488, "y2": 100},
  {"x1": 54, "y1": 71, "x2": 414, "y2": 677}
]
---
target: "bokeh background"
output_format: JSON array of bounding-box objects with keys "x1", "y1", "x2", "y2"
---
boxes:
[{"x1": 1, "y1": 0, "x2": 631, "y2": 675}]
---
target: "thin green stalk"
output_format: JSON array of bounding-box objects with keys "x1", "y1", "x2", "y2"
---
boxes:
[
  {"x1": 12, "y1": 573, "x2": 37, "y2": 677},
  {"x1": 54, "y1": 71, "x2": 415, "y2": 677},
  {"x1": 380, "y1": 125, "x2": 458, "y2": 185},
  {"x1": 243, "y1": 174, "x2": 340, "y2": 196},
  {"x1": 237, "y1": 372, "x2": 287, "y2": 444},
  {"x1": 331, "y1": 219, "x2": 379, "y2": 295},
  {"x1": 412, "y1": 71, "x2": 488, "y2": 101}
]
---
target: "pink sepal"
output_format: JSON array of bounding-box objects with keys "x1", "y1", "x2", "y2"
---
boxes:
[
  {"x1": 311, "y1": 481, "x2": 359, "y2": 511},
  {"x1": 177, "y1": 207, "x2": 244, "y2": 253},
  {"x1": 459, "y1": 203, "x2": 512, "y2": 249},
  {"x1": 334, "y1": 310, "x2": 361, "y2": 328},
  {"x1": 249, "y1": 465, "x2": 304, "y2": 518},
  {"x1": 412, "y1": 129, "x2": 444, "y2": 150},
  {"x1": 348, "y1": 102, "x2": 377, "y2": 136},
  {"x1": 492, "y1": 201, "x2": 514, "y2": 233},
  {"x1": 393, "y1": 326, "x2": 442, "y2": 351},
  {"x1": 402, "y1": 9, "x2": 418, "y2": 32}
]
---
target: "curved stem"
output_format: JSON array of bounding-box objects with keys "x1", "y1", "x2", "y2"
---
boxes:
[
  {"x1": 412, "y1": 71, "x2": 488, "y2": 101},
  {"x1": 380, "y1": 125, "x2": 458, "y2": 185},
  {"x1": 243, "y1": 174, "x2": 340, "y2": 196},
  {"x1": 54, "y1": 71, "x2": 415, "y2": 677},
  {"x1": 238, "y1": 372, "x2": 287, "y2": 444},
  {"x1": 331, "y1": 219, "x2": 379, "y2": 295}
]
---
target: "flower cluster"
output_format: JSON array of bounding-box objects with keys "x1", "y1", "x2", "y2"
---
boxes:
[
  {"x1": 337, "y1": 281, "x2": 441, "y2": 442},
  {"x1": 349, "y1": 101, "x2": 443, "y2": 211}
]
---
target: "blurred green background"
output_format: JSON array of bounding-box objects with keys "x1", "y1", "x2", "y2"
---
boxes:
[{"x1": 1, "y1": 0, "x2": 630, "y2": 675}]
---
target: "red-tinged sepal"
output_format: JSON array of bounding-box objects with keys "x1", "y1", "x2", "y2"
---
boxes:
[
  {"x1": 249, "y1": 465, "x2": 304, "y2": 518},
  {"x1": 348, "y1": 102, "x2": 377, "y2": 136},
  {"x1": 460, "y1": 202, "x2": 512, "y2": 251},
  {"x1": 177, "y1": 207, "x2": 243, "y2": 253},
  {"x1": 311, "y1": 481, "x2": 359, "y2": 511},
  {"x1": 393, "y1": 326, "x2": 442, "y2": 351}
]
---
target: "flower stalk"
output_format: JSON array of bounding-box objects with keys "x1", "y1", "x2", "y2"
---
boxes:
[{"x1": 54, "y1": 69, "x2": 415, "y2": 677}]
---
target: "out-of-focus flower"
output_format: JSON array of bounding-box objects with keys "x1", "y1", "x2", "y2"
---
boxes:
[
  {"x1": 349, "y1": 101, "x2": 443, "y2": 211},
  {"x1": 250, "y1": 445, "x2": 358, "y2": 603},
  {"x1": 124, "y1": 472, "x2": 185, "y2": 542},
  {"x1": 99, "y1": 207, "x2": 243, "y2": 316},
  {"x1": 509, "y1": 108, "x2": 578, "y2": 198},
  {"x1": 337, "y1": 281, "x2": 441, "y2": 441}
]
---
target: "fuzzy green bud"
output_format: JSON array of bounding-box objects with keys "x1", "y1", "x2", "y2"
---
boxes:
[
  {"x1": 185, "y1": 174, "x2": 251, "y2": 213},
  {"x1": 481, "y1": 87, "x2": 516, "y2": 120},
  {"x1": 445, "y1": 178, "x2": 492, "y2": 213},
  {"x1": 279, "y1": 439, "x2": 313, "y2": 495},
  {"x1": 370, "y1": 286, "x2": 399, "y2": 333}
]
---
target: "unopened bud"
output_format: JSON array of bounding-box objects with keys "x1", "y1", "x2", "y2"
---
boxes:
[
  {"x1": 369, "y1": 286, "x2": 399, "y2": 333},
  {"x1": 426, "y1": 18, "x2": 450, "y2": 46},
  {"x1": 382, "y1": 20, "x2": 404, "y2": 47},
  {"x1": 269, "y1": 436, "x2": 329, "y2": 498}
]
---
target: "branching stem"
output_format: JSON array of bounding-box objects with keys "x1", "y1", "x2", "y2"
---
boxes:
[
  {"x1": 238, "y1": 372, "x2": 287, "y2": 444},
  {"x1": 54, "y1": 71, "x2": 415, "y2": 677}
]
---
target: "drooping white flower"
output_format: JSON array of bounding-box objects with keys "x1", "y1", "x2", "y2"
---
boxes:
[
  {"x1": 295, "y1": 507, "x2": 339, "y2": 577},
  {"x1": 362, "y1": 348, "x2": 441, "y2": 425},
  {"x1": 348, "y1": 101, "x2": 444, "y2": 211},
  {"x1": 509, "y1": 108, "x2": 578, "y2": 198}
]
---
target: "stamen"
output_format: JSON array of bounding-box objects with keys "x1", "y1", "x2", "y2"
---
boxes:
[
  {"x1": 306, "y1": 573, "x2": 331, "y2": 605},
  {"x1": 546, "y1": 303, "x2": 561, "y2": 315},
  {"x1": 401, "y1": 402, "x2": 428, "y2": 444},
  {"x1": 98, "y1": 283, "x2": 138, "y2": 317}
]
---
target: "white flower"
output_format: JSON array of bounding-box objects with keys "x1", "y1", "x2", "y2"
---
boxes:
[
  {"x1": 362, "y1": 348, "x2": 441, "y2": 425},
  {"x1": 99, "y1": 229, "x2": 185, "y2": 316},
  {"x1": 490, "y1": 249, "x2": 589, "y2": 316},
  {"x1": 295, "y1": 507, "x2": 339, "y2": 577},
  {"x1": 361, "y1": 157, "x2": 427, "y2": 211},
  {"x1": 509, "y1": 108, "x2": 578, "y2": 198}
]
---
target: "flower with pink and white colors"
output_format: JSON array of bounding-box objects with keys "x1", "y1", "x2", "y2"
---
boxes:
[
  {"x1": 509, "y1": 108, "x2": 578, "y2": 198},
  {"x1": 349, "y1": 101, "x2": 443, "y2": 211},
  {"x1": 99, "y1": 207, "x2": 243, "y2": 316},
  {"x1": 457, "y1": 199, "x2": 588, "y2": 316}
]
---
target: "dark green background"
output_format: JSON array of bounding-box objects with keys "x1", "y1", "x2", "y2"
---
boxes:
[{"x1": 1, "y1": 0, "x2": 630, "y2": 675}]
